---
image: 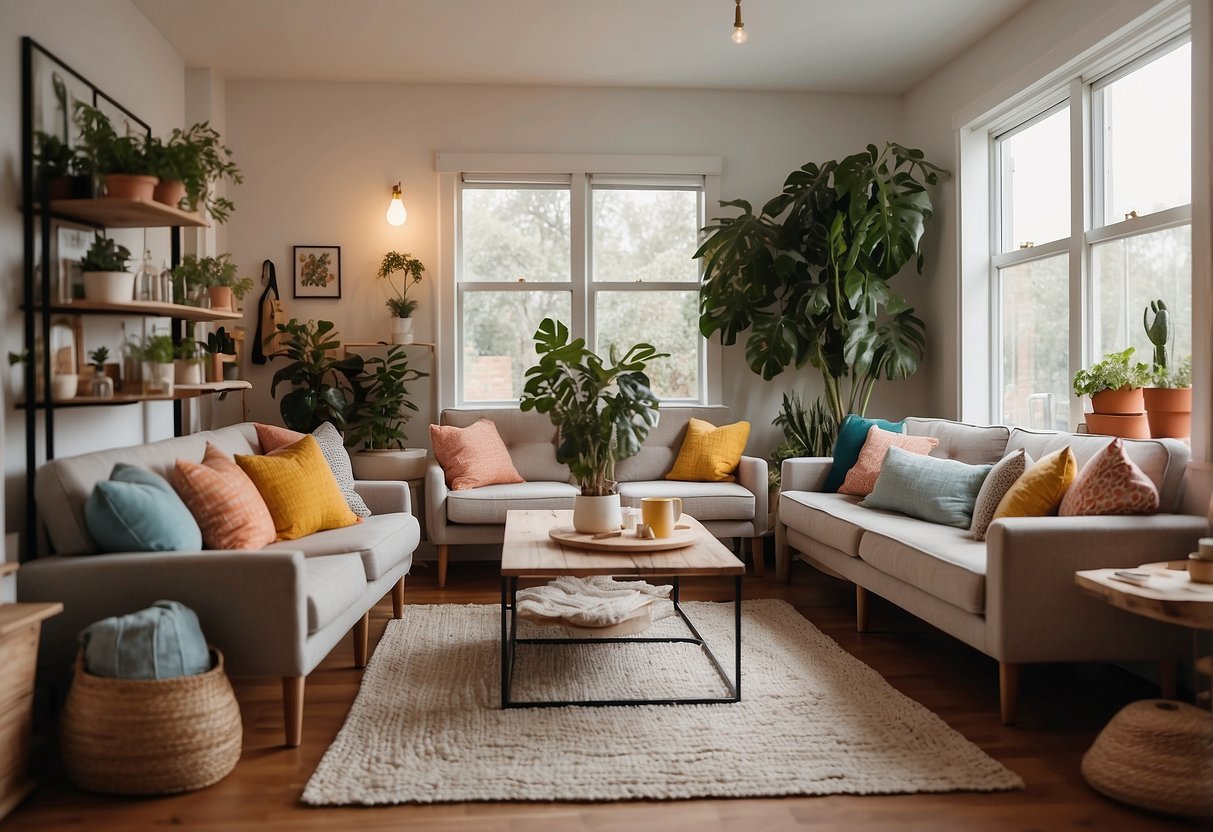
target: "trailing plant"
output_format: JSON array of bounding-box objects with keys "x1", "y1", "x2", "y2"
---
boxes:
[
  {"x1": 159, "y1": 122, "x2": 242, "y2": 222},
  {"x1": 199, "y1": 326, "x2": 236, "y2": 356},
  {"x1": 519, "y1": 318, "x2": 667, "y2": 497},
  {"x1": 173, "y1": 254, "x2": 253, "y2": 299},
  {"x1": 768, "y1": 392, "x2": 837, "y2": 487},
  {"x1": 73, "y1": 103, "x2": 149, "y2": 177},
  {"x1": 79, "y1": 233, "x2": 131, "y2": 273},
  {"x1": 345, "y1": 346, "x2": 428, "y2": 450},
  {"x1": 697, "y1": 142, "x2": 948, "y2": 429},
  {"x1": 88, "y1": 346, "x2": 109, "y2": 372},
  {"x1": 1072, "y1": 347, "x2": 1152, "y2": 397},
  {"x1": 378, "y1": 251, "x2": 425, "y2": 318},
  {"x1": 270, "y1": 319, "x2": 365, "y2": 432}
]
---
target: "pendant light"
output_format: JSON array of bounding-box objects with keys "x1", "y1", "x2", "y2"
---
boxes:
[{"x1": 731, "y1": 0, "x2": 748, "y2": 44}]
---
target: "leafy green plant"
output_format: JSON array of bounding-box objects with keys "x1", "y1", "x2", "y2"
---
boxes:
[
  {"x1": 269, "y1": 319, "x2": 365, "y2": 432},
  {"x1": 79, "y1": 233, "x2": 132, "y2": 273},
  {"x1": 768, "y1": 393, "x2": 837, "y2": 487},
  {"x1": 199, "y1": 326, "x2": 236, "y2": 356},
  {"x1": 519, "y1": 318, "x2": 666, "y2": 496},
  {"x1": 172, "y1": 254, "x2": 253, "y2": 299},
  {"x1": 345, "y1": 346, "x2": 428, "y2": 450},
  {"x1": 174, "y1": 339, "x2": 199, "y2": 360},
  {"x1": 73, "y1": 103, "x2": 149, "y2": 177},
  {"x1": 33, "y1": 131, "x2": 86, "y2": 185},
  {"x1": 378, "y1": 251, "x2": 425, "y2": 318},
  {"x1": 140, "y1": 333, "x2": 175, "y2": 365},
  {"x1": 697, "y1": 142, "x2": 948, "y2": 429},
  {"x1": 88, "y1": 346, "x2": 110, "y2": 371},
  {"x1": 7, "y1": 350, "x2": 28, "y2": 367},
  {"x1": 1153, "y1": 354, "x2": 1192, "y2": 389},
  {"x1": 1072, "y1": 347, "x2": 1152, "y2": 397},
  {"x1": 148, "y1": 122, "x2": 242, "y2": 222}
]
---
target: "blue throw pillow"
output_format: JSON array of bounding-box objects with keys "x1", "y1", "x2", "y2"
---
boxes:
[
  {"x1": 823, "y1": 414, "x2": 905, "y2": 492},
  {"x1": 80, "y1": 600, "x2": 211, "y2": 679},
  {"x1": 860, "y1": 445, "x2": 992, "y2": 528},
  {"x1": 85, "y1": 463, "x2": 203, "y2": 552}
]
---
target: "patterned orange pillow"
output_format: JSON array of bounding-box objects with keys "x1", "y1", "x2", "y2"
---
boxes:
[
  {"x1": 430, "y1": 418, "x2": 525, "y2": 491},
  {"x1": 1059, "y1": 438, "x2": 1159, "y2": 516},
  {"x1": 171, "y1": 443, "x2": 277, "y2": 550},
  {"x1": 838, "y1": 425, "x2": 939, "y2": 497}
]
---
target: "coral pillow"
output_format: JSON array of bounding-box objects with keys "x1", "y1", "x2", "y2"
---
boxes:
[
  {"x1": 666, "y1": 418, "x2": 751, "y2": 482},
  {"x1": 171, "y1": 443, "x2": 277, "y2": 550},
  {"x1": 235, "y1": 435, "x2": 359, "y2": 540},
  {"x1": 838, "y1": 426, "x2": 939, "y2": 497},
  {"x1": 430, "y1": 418, "x2": 525, "y2": 491},
  {"x1": 1059, "y1": 438, "x2": 1159, "y2": 516},
  {"x1": 992, "y1": 446, "x2": 1077, "y2": 520},
  {"x1": 255, "y1": 422, "x2": 371, "y2": 518},
  {"x1": 969, "y1": 449, "x2": 1031, "y2": 541}
]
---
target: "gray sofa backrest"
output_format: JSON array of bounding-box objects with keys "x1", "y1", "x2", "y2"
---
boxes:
[
  {"x1": 904, "y1": 417, "x2": 1010, "y2": 465},
  {"x1": 440, "y1": 408, "x2": 567, "y2": 482},
  {"x1": 614, "y1": 406, "x2": 735, "y2": 482}
]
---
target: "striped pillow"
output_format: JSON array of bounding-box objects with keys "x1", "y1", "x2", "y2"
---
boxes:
[{"x1": 171, "y1": 443, "x2": 277, "y2": 550}]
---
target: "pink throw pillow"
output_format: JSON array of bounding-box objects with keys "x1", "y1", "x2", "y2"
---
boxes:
[
  {"x1": 430, "y1": 418, "x2": 525, "y2": 491},
  {"x1": 838, "y1": 425, "x2": 940, "y2": 497},
  {"x1": 171, "y1": 443, "x2": 277, "y2": 550},
  {"x1": 1058, "y1": 438, "x2": 1159, "y2": 516}
]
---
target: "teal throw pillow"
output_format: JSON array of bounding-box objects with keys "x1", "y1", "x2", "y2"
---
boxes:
[
  {"x1": 860, "y1": 445, "x2": 992, "y2": 528},
  {"x1": 85, "y1": 463, "x2": 203, "y2": 553},
  {"x1": 824, "y1": 414, "x2": 905, "y2": 492}
]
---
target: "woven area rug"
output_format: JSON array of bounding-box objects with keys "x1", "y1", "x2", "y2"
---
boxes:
[{"x1": 302, "y1": 599, "x2": 1023, "y2": 805}]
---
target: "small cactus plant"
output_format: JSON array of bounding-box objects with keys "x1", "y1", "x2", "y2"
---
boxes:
[{"x1": 1143, "y1": 299, "x2": 1170, "y2": 370}]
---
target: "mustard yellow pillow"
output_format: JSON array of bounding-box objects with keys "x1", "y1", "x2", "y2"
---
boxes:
[
  {"x1": 991, "y1": 446, "x2": 1077, "y2": 520},
  {"x1": 235, "y1": 435, "x2": 358, "y2": 540},
  {"x1": 665, "y1": 418, "x2": 751, "y2": 482}
]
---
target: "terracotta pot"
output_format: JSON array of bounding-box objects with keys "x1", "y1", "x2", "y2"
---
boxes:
[
  {"x1": 1085, "y1": 412, "x2": 1150, "y2": 439},
  {"x1": 47, "y1": 175, "x2": 92, "y2": 200},
  {"x1": 103, "y1": 174, "x2": 158, "y2": 201},
  {"x1": 207, "y1": 286, "x2": 233, "y2": 311},
  {"x1": 152, "y1": 179, "x2": 186, "y2": 208},
  {"x1": 1143, "y1": 386, "x2": 1192, "y2": 439},
  {"x1": 1090, "y1": 386, "x2": 1144, "y2": 415}
]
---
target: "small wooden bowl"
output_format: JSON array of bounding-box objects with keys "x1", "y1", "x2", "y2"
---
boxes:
[{"x1": 1188, "y1": 554, "x2": 1213, "y2": 584}]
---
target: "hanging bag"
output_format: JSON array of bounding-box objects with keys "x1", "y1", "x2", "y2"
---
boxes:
[{"x1": 252, "y1": 259, "x2": 288, "y2": 364}]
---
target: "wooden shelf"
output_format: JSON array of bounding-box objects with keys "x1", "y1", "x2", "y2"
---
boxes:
[
  {"x1": 175, "y1": 380, "x2": 252, "y2": 394},
  {"x1": 43, "y1": 197, "x2": 207, "y2": 228},
  {"x1": 345, "y1": 341, "x2": 436, "y2": 349},
  {"x1": 15, "y1": 381, "x2": 249, "y2": 409},
  {"x1": 31, "y1": 299, "x2": 241, "y2": 323}
]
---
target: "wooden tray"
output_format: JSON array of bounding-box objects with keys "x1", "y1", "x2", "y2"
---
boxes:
[{"x1": 547, "y1": 525, "x2": 698, "y2": 553}]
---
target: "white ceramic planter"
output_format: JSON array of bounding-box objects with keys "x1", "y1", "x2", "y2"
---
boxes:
[
  {"x1": 351, "y1": 448, "x2": 428, "y2": 481},
  {"x1": 174, "y1": 359, "x2": 203, "y2": 385},
  {"x1": 51, "y1": 373, "x2": 78, "y2": 400},
  {"x1": 147, "y1": 362, "x2": 174, "y2": 396},
  {"x1": 83, "y1": 271, "x2": 135, "y2": 304},
  {"x1": 572, "y1": 494, "x2": 622, "y2": 534},
  {"x1": 390, "y1": 317, "x2": 414, "y2": 344}
]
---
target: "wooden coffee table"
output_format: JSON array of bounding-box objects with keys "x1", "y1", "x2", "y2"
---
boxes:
[{"x1": 500, "y1": 509, "x2": 745, "y2": 709}]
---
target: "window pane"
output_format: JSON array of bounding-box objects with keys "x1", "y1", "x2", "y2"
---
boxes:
[
  {"x1": 1000, "y1": 255, "x2": 1070, "y2": 429},
  {"x1": 592, "y1": 189, "x2": 700, "y2": 282},
  {"x1": 595, "y1": 290, "x2": 699, "y2": 399},
  {"x1": 1099, "y1": 43, "x2": 1190, "y2": 225},
  {"x1": 462, "y1": 291, "x2": 571, "y2": 401},
  {"x1": 1094, "y1": 225, "x2": 1191, "y2": 363},
  {"x1": 999, "y1": 107, "x2": 1070, "y2": 251},
  {"x1": 461, "y1": 187, "x2": 571, "y2": 282}
]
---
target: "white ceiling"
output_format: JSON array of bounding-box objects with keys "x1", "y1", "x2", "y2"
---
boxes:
[{"x1": 132, "y1": 0, "x2": 1031, "y2": 95}]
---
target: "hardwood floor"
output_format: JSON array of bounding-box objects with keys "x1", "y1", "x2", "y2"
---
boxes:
[{"x1": 8, "y1": 557, "x2": 1204, "y2": 831}]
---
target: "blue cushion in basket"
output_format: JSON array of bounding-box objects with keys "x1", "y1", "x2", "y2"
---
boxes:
[
  {"x1": 85, "y1": 463, "x2": 202, "y2": 553},
  {"x1": 79, "y1": 600, "x2": 210, "y2": 679}
]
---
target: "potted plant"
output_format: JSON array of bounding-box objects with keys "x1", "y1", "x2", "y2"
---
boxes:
[
  {"x1": 142, "y1": 135, "x2": 189, "y2": 208},
  {"x1": 1142, "y1": 299, "x2": 1192, "y2": 439},
  {"x1": 33, "y1": 131, "x2": 90, "y2": 200},
  {"x1": 270, "y1": 319, "x2": 365, "y2": 432},
  {"x1": 199, "y1": 326, "x2": 239, "y2": 383},
  {"x1": 378, "y1": 251, "x2": 424, "y2": 344},
  {"x1": 519, "y1": 318, "x2": 667, "y2": 533},
  {"x1": 345, "y1": 345, "x2": 429, "y2": 480},
  {"x1": 86, "y1": 346, "x2": 114, "y2": 399},
  {"x1": 145, "y1": 122, "x2": 242, "y2": 221},
  {"x1": 73, "y1": 103, "x2": 156, "y2": 201},
  {"x1": 140, "y1": 331, "x2": 176, "y2": 395},
  {"x1": 172, "y1": 254, "x2": 252, "y2": 310},
  {"x1": 173, "y1": 339, "x2": 203, "y2": 386},
  {"x1": 79, "y1": 233, "x2": 134, "y2": 303},
  {"x1": 1072, "y1": 347, "x2": 1152, "y2": 438}
]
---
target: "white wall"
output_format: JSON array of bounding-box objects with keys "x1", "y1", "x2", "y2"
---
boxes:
[
  {"x1": 223, "y1": 81, "x2": 913, "y2": 456},
  {"x1": 0, "y1": 0, "x2": 185, "y2": 578}
]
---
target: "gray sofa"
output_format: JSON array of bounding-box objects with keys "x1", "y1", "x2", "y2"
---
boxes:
[
  {"x1": 426, "y1": 406, "x2": 768, "y2": 586},
  {"x1": 775, "y1": 417, "x2": 1208, "y2": 724},
  {"x1": 17, "y1": 423, "x2": 420, "y2": 746}
]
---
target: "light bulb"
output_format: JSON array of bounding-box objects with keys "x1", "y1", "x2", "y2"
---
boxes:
[
  {"x1": 386, "y1": 183, "x2": 407, "y2": 226},
  {"x1": 731, "y1": 26, "x2": 748, "y2": 44}
]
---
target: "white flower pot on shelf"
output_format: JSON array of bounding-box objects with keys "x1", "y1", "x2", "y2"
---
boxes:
[
  {"x1": 51, "y1": 373, "x2": 78, "y2": 401},
  {"x1": 390, "y1": 317, "x2": 414, "y2": 345},
  {"x1": 146, "y1": 362, "x2": 174, "y2": 396},
  {"x1": 83, "y1": 271, "x2": 135, "y2": 304},
  {"x1": 351, "y1": 448, "x2": 428, "y2": 481},
  {"x1": 572, "y1": 494, "x2": 622, "y2": 534},
  {"x1": 174, "y1": 359, "x2": 203, "y2": 386}
]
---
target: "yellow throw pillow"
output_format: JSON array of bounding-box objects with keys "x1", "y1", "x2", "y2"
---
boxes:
[
  {"x1": 991, "y1": 446, "x2": 1077, "y2": 520},
  {"x1": 665, "y1": 418, "x2": 751, "y2": 482},
  {"x1": 235, "y1": 435, "x2": 358, "y2": 541}
]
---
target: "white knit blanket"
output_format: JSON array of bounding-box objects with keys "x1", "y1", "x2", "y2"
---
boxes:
[{"x1": 516, "y1": 576, "x2": 674, "y2": 628}]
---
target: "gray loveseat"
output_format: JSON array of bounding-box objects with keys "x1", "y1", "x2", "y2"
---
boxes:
[
  {"x1": 775, "y1": 417, "x2": 1208, "y2": 723},
  {"x1": 17, "y1": 422, "x2": 420, "y2": 746},
  {"x1": 426, "y1": 406, "x2": 768, "y2": 586}
]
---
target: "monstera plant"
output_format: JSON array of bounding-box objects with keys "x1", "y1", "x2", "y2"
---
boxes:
[{"x1": 696, "y1": 142, "x2": 948, "y2": 429}]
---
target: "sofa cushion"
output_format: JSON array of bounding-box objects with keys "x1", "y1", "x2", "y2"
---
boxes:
[
  {"x1": 1059, "y1": 438, "x2": 1159, "y2": 517},
  {"x1": 860, "y1": 446, "x2": 991, "y2": 529},
  {"x1": 856, "y1": 516, "x2": 989, "y2": 614},
  {"x1": 838, "y1": 427, "x2": 938, "y2": 497},
  {"x1": 85, "y1": 464, "x2": 203, "y2": 553},
  {"x1": 665, "y1": 418, "x2": 750, "y2": 483},
  {"x1": 618, "y1": 480, "x2": 755, "y2": 522},
  {"x1": 447, "y1": 482, "x2": 579, "y2": 524},
  {"x1": 171, "y1": 443, "x2": 277, "y2": 551},
  {"x1": 439, "y1": 409, "x2": 566, "y2": 482},
  {"x1": 825, "y1": 414, "x2": 905, "y2": 493},
  {"x1": 614, "y1": 407, "x2": 736, "y2": 483},
  {"x1": 264, "y1": 513, "x2": 419, "y2": 580},
  {"x1": 303, "y1": 554, "x2": 367, "y2": 633},
  {"x1": 255, "y1": 422, "x2": 371, "y2": 518},
  {"x1": 904, "y1": 418, "x2": 1011, "y2": 466},
  {"x1": 970, "y1": 449, "x2": 1031, "y2": 541},
  {"x1": 778, "y1": 491, "x2": 867, "y2": 557},
  {"x1": 236, "y1": 436, "x2": 360, "y2": 540},
  {"x1": 431, "y1": 418, "x2": 526, "y2": 491},
  {"x1": 993, "y1": 446, "x2": 1076, "y2": 519}
]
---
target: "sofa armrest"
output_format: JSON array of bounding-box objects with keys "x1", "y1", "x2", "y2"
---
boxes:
[
  {"x1": 425, "y1": 461, "x2": 451, "y2": 544},
  {"x1": 985, "y1": 514, "x2": 1208, "y2": 662},
  {"x1": 353, "y1": 480, "x2": 412, "y2": 515},
  {"x1": 780, "y1": 457, "x2": 833, "y2": 493},
  {"x1": 736, "y1": 455, "x2": 769, "y2": 536}
]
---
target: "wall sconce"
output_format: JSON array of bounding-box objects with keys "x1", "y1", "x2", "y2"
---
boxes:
[{"x1": 386, "y1": 182, "x2": 407, "y2": 227}]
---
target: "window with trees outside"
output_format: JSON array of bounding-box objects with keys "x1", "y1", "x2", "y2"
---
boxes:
[
  {"x1": 457, "y1": 174, "x2": 705, "y2": 404},
  {"x1": 991, "y1": 37, "x2": 1191, "y2": 430}
]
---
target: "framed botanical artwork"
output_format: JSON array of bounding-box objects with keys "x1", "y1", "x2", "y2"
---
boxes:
[{"x1": 293, "y1": 245, "x2": 341, "y2": 299}]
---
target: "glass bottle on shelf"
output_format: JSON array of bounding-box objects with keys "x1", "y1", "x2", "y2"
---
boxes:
[
  {"x1": 159, "y1": 259, "x2": 174, "y2": 306},
  {"x1": 136, "y1": 250, "x2": 157, "y2": 302},
  {"x1": 120, "y1": 322, "x2": 142, "y2": 394}
]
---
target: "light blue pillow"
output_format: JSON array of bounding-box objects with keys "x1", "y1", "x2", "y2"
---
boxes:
[
  {"x1": 85, "y1": 463, "x2": 203, "y2": 552},
  {"x1": 824, "y1": 414, "x2": 905, "y2": 492},
  {"x1": 80, "y1": 600, "x2": 211, "y2": 679},
  {"x1": 860, "y1": 445, "x2": 992, "y2": 528}
]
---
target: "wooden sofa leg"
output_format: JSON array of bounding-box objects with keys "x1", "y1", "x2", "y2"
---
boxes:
[
  {"x1": 391, "y1": 577, "x2": 405, "y2": 619},
  {"x1": 282, "y1": 676, "x2": 305, "y2": 747},
  {"x1": 775, "y1": 523, "x2": 791, "y2": 584},
  {"x1": 855, "y1": 585, "x2": 869, "y2": 633},
  {"x1": 438, "y1": 544, "x2": 449, "y2": 588},
  {"x1": 1158, "y1": 659, "x2": 1178, "y2": 700},
  {"x1": 353, "y1": 611, "x2": 370, "y2": 668},
  {"x1": 750, "y1": 537, "x2": 765, "y2": 577},
  {"x1": 999, "y1": 662, "x2": 1019, "y2": 725}
]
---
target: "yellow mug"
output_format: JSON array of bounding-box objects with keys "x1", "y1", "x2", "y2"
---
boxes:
[{"x1": 641, "y1": 497, "x2": 683, "y2": 539}]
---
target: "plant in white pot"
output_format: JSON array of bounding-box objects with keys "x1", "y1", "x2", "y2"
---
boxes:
[
  {"x1": 345, "y1": 345, "x2": 429, "y2": 480},
  {"x1": 79, "y1": 233, "x2": 134, "y2": 303},
  {"x1": 139, "y1": 331, "x2": 176, "y2": 395},
  {"x1": 378, "y1": 251, "x2": 424, "y2": 344},
  {"x1": 520, "y1": 318, "x2": 667, "y2": 533}
]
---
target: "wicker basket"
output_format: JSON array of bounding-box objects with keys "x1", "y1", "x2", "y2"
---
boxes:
[
  {"x1": 60, "y1": 648, "x2": 242, "y2": 795},
  {"x1": 1082, "y1": 699, "x2": 1213, "y2": 818}
]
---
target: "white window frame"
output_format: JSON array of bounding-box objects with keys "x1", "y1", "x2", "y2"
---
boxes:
[{"x1": 436, "y1": 153, "x2": 722, "y2": 410}]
